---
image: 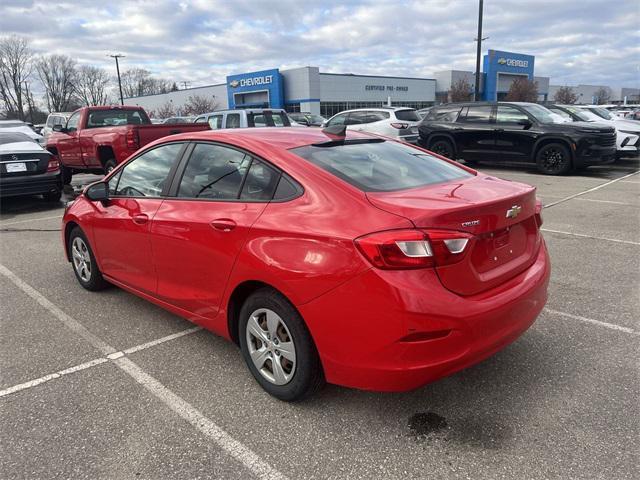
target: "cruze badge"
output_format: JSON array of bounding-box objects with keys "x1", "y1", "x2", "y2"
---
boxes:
[
  {"x1": 506, "y1": 205, "x2": 522, "y2": 219},
  {"x1": 461, "y1": 219, "x2": 480, "y2": 227}
]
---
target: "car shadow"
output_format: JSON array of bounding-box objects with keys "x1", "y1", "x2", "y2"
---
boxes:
[{"x1": 0, "y1": 194, "x2": 66, "y2": 220}]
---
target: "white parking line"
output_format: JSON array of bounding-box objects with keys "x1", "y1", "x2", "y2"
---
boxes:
[
  {"x1": 0, "y1": 214, "x2": 63, "y2": 226},
  {"x1": 544, "y1": 171, "x2": 640, "y2": 208},
  {"x1": 544, "y1": 308, "x2": 639, "y2": 336},
  {"x1": 0, "y1": 264, "x2": 288, "y2": 480},
  {"x1": 541, "y1": 228, "x2": 640, "y2": 246}
]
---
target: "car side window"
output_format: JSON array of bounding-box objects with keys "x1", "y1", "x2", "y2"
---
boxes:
[
  {"x1": 46, "y1": 116, "x2": 55, "y2": 127},
  {"x1": 496, "y1": 106, "x2": 530, "y2": 124},
  {"x1": 327, "y1": 113, "x2": 347, "y2": 126},
  {"x1": 113, "y1": 143, "x2": 183, "y2": 198},
  {"x1": 209, "y1": 115, "x2": 223, "y2": 129},
  {"x1": 273, "y1": 173, "x2": 302, "y2": 201},
  {"x1": 226, "y1": 114, "x2": 241, "y2": 128},
  {"x1": 548, "y1": 108, "x2": 572, "y2": 122},
  {"x1": 460, "y1": 106, "x2": 492, "y2": 123},
  {"x1": 194, "y1": 117, "x2": 207, "y2": 124},
  {"x1": 367, "y1": 111, "x2": 389, "y2": 122},
  {"x1": 177, "y1": 143, "x2": 251, "y2": 200},
  {"x1": 345, "y1": 112, "x2": 368, "y2": 125},
  {"x1": 66, "y1": 112, "x2": 80, "y2": 132},
  {"x1": 240, "y1": 160, "x2": 280, "y2": 201}
]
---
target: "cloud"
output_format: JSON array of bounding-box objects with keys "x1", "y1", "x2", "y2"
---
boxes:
[{"x1": 2, "y1": 0, "x2": 638, "y2": 96}]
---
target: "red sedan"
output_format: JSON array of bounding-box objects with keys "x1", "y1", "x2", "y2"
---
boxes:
[{"x1": 62, "y1": 127, "x2": 550, "y2": 401}]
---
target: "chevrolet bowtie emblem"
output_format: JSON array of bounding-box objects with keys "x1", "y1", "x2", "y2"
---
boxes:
[{"x1": 506, "y1": 205, "x2": 522, "y2": 219}]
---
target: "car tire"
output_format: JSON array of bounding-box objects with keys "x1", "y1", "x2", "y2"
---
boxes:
[
  {"x1": 238, "y1": 287, "x2": 325, "y2": 401},
  {"x1": 68, "y1": 227, "x2": 109, "y2": 291},
  {"x1": 429, "y1": 138, "x2": 455, "y2": 159},
  {"x1": 61, "y1": 165, "x2": 72, "y2": 185},
  {"x1": 535, "y1": 143, "x2": 572, "y2": 175},
  {"x1": 43, "y1": 189, "x2": 62, "y2": 202},
  {"x1": 103, "y1": 159, "x2": 117, "y2": 175}
]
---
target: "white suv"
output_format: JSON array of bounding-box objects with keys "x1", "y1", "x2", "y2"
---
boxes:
[{"x1": 324, "y1": 107, "x2": 422, "y2": 143}]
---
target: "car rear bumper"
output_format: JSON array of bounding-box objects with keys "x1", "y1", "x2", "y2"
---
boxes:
[
  {"x1": 0, "y1": 170, "x2": 62, "y2": 198},
  {"x1": 299, "y1": 240, "x2": 550, "y2": 392}
]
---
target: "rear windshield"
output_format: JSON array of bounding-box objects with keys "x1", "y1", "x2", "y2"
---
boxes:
[
  {"x1": 86, "y1": 109, "x2": 151, "y2": 128},
  {"x1": 0, "y1": 132, "x2": 36, "y2": 145},
  {"x1": 292, "y1": 140, "x2": 473, "y2": 192},
  {"x1": 394, "y1": 109, "x2": 421, "y2": 121}
]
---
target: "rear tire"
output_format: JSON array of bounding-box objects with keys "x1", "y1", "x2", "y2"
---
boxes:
[
  {"x1": 103, "y1": 159, "x2": 117, "y2": 175},
  {"x1": 429, "y1": 138, "x2": 455, "y2": 159},
  {"x1": 535, "y1": 143, "x2": 572, "y2": 175},
  {"x1": 68, "y1": 227, "x2": 109, "y2": 291},
  {"x1": 43, "y1": 190, "x2": 62, "y2": 202},
  {"x1": 61, "y1": 165, "x2": 72, "y2": 185},
  {"x1": 238, "y1": 288, "x2": 324, "y2": 401}
]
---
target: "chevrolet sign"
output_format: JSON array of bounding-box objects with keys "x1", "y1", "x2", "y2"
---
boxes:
[
  {"x1": 497, "y1": 57, "x2": 529, "y2": 68},
  {"x1": 229, "y1": 75, "x2": 274, "y2": 88}
]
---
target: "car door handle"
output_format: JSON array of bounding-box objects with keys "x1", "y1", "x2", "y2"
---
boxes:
[
  {"x1": 494, "y1": 128, "x2": 505, "y2": 132},
  {"x1": 211, "y1": 219, "x2": 236, "y2": 232},
  {"x1": 132, "y1": 213, "x2": 149, "y2": 225},
  {"x1": 453, "y1": 127, "x2": 463, "y2": 131}
]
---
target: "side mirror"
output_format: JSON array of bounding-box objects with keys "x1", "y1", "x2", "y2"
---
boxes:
[
  {"x1": 52, "y1": 124, "x2": 65, "y2": 133},
  {"x1": 517, "y1": 119, "x2": 533, "y2": 129},
  {"x1": 85, "y1": 181, "x2": 109, "y2": 203}
]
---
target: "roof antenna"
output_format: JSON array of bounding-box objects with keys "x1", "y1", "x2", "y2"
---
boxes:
[{"x1": 321, "y1": 124, "x2": 347, "y2": 137}]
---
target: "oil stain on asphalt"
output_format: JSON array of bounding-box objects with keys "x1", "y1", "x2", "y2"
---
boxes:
[{"x1": 408, "y1": 412, "x2": 448, "y2": 438}]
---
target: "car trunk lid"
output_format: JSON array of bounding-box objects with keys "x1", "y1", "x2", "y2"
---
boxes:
[{"x1": 366, "y1": 175, "x2": 541, "y2": 295}]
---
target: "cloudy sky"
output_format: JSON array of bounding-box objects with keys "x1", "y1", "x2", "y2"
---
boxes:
[{"x1": 3, "y1": 0, "x2": 639, "y2": 92}]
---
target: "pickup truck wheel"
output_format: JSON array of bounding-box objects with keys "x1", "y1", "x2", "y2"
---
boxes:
[
  {"x1": 536, "y1": 143, "x2": 572, "y2": 175},
  {"x1": 61, "y1": 165, "x2": 72, "y2": 185},
  {"x1": 43, "y1": 189, "x2": 62, "y2": 202},
  {"x1": 429, "y1": 138, "x2": 455, "y2": 159},
  {"x1": 103, "y1": 159, "x2": 117, "y2": 175}
]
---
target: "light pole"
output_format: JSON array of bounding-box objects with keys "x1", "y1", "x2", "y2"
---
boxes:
[
  {"x1": 108, "y1": 54, "x2": 125, "y2": 105},
  {"x1": 474, "y1": 0, "x2": 484, "y2": 101}
]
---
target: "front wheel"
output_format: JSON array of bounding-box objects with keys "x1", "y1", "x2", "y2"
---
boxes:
[
  {"x1": 536, "y1": 143, "x2": 572, "y2": 175},
  {"x1": 429, "y1": 138, "x2": 455, "y2": 159},
  {"x1": 239, "y1": 288, "x2": 324, "y2": 401},
  {"x1": 68, "y1": 227, "x2": 109, "y2": 291},
  {"x1": 103, "y1": 159, "x2": 117, "y2": 175}
]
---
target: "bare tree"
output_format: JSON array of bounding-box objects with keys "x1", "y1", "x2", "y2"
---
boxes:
[
  {"x1": 505, "y1": 77, "x2": 539, "y2": 102},
  {"x1": 553, "y1": 86, "x2": 578, "y2": 104},
  {"x1": 181, "y1": 94, "x2": 218, "y2": 116},
  {"x1": 155, "y1": 101, "x2": 176, "y2": 119},
  {"x1": 593, "y1": 87, "x2": 612, "y2": 105},
  {"x1": 449, "y1": 78, "x2": 472, "y2": 103},
  {"x1": 74, "y1": 65, "x2": 110, "y2": 106},
  {"x1": 120, "y1": 68, "x2": 175, "y2": 98},
  {"x1": 0, "y1": 35, "x2": 34, "y2": 120},
  {"x1": 37, "y1": 54, "x2": 78, "y2": 112}
]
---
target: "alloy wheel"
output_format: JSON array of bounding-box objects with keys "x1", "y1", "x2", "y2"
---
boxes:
[
  {"x1": 245, "y1": 308, "x2": 296, "y2": 385},
  {"x1": 541, "y1": 147, "x2": 566, "y2": 173},
  {"x1": 71, "y1": 237, "x2": 91, "y2": 282}
]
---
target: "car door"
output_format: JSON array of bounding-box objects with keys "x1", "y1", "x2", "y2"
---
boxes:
[
  {"x1": 150, "y1": 142, "x2": 279, "y2": 319},
  {"x1": 90, "y1": 142, "x2": 187, "y2": 294},
  {"x1": 344, "y1": 111, "x2": 369, "y2": 132},
  {"x1": 454, "y1": 105, "x2": 495, "y2": 160},
  {"x1": 326, "y1": 112, "x2": 348, "y2": 127},
  {"x1": 493, "y1": 105, "x2": 538, "y2": 161},
  {"x1": 56, "y1": 111, "x2": 83, "y2": 167}
]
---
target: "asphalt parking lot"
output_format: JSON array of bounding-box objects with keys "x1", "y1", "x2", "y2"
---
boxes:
[{"x1": 1, "y1": 159, "x2": 639, "y2": 480}]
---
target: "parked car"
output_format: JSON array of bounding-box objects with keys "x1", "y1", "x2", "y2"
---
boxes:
[
  {"x1": 324, "y1": 107, "x2": 421, "y2": 143},
  {"x1": 0, "y1": 119, "x2": 45, "y2": 146},
  {"x1": 163, "y1": 116, "x2": 196, "y2": 124},
  {"x1": 42, "y1": 112, "x2": 72, "y2": 141},
  {"x1": 194, "y1": 109, "x2": 292, "y2": 129},
  {"x1": 417, "y1": 107, "x2": 433, "y2": 119},
  {"x1": 418, "y1": 102, "x2": 617, "y2": 174},
  {"x1": 46, "y1": 106, "x2": 209, "y2": 184},
  {"x1": 288, "y1": 112, "x2": 326, "y2": 127},
  {"x1": 62, "y1": 126, "x2": 549, "y2": 401},
  {"x1": 0, "y1": 132, "x2": 62, "y2": 201},
  {"x1": 548, "y1": 104, "x2": 640, "y2": 158}
]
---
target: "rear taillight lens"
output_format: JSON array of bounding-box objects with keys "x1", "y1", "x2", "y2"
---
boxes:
[
  {"x1": 390, "y1": 122, "x2": 409, "y2": 129},
  {"x1": 47, "y1": 159, "x2": 60, "y2": 172},
  {"x1": 535, "y1": 199, "x2": 543, "y2": 227},
  {"x1": 355, "y1": 229, "x2": 472, "y2": 270},
  {"x1": 126, "y1": 129, "x2": 139, "y2": 150}
]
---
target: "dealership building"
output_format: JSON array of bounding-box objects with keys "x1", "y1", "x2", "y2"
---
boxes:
[{"x1": 124, "y1": 50, "x2": 632, "y2": 117}]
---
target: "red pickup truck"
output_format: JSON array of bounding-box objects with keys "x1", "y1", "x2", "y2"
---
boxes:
[{"x1": 46, "y1": 106, "x2": 209, "y2": 184}]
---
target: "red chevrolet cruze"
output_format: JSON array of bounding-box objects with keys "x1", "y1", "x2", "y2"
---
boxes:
[{"x1": 62, "y1": 127, "x2": 550, "y2": 401}]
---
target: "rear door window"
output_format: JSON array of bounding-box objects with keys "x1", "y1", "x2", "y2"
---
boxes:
[
  {"x1": 208, "y1": 115, "x2": 223, "y2": 129},
  {"x1": 225, "y1": 114, "x2": 241, "y2": 128},
  {"x1": 292, "y1": 140, "x2": 472, "y2": 192},
  {"x1": 460, "y1": 106, "x2": 492, "y2": 123},
  {"x1": 367, "y1": 111, "x2": 390, "y2": 123},
  {"x1": 345, "y1": 112, "x2": 368, "y2": 125},
  {"x1": 496, "y1": 106, "x2": 530, "y2": 124},
  {"x1": 239, "y1": 160, "x2": 280, "y2": 200}
]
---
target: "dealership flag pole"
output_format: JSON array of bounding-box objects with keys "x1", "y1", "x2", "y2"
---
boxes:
[
  {"x1": 474, "y1": 0, "x2": 484, "y2": 101},
  {"x1": 109, "y1": 54, "x2": 126, "y2": 106}
]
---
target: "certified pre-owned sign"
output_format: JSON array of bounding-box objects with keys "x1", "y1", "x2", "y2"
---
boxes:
[
  {"x1": 229, "y1": 75, "x2": 274, "y2": 88},
  {"x1": 497, "y1": 57, "x2": 529, "y2": 68}
]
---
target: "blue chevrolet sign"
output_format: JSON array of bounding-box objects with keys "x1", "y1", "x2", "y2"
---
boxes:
[
  {"x1": 482, "y1": 50, "x2": 535, "y2": 101},
  {"x1": 226, "y1": 69, "x2": 284, "y2": 109}
]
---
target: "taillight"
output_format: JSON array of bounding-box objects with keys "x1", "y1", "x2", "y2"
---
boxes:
[
  {"x1": 355, "y1": 229, "x2": 472, "y2": 270},
  {"x1": 535, "y1": 199, "x2": 543, "y2": 227},
  {"x1": 390, "y1": 122, "x2": 409, "y2": 130},
  {"x1": 47, "y1": 159, "x2": 60, "y2": 172},
  {"x1": 125, "y1": 129, "x2": 139, "y2": 150}
]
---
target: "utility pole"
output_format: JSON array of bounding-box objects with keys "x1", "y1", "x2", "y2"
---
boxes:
[
  {"x1": 474, "y1": 0, "x2": 484, "y2": 101},
  {"x1": 181, "y1": 81, "x2": 190, "y2": 89},
  {"x1": 108, "y1": 54, "x2": 126, "y2": 105}
]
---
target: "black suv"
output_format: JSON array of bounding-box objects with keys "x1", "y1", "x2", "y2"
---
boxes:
[{"x1": 418, "y1": 102, "x2": 616, "y2": 174}]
